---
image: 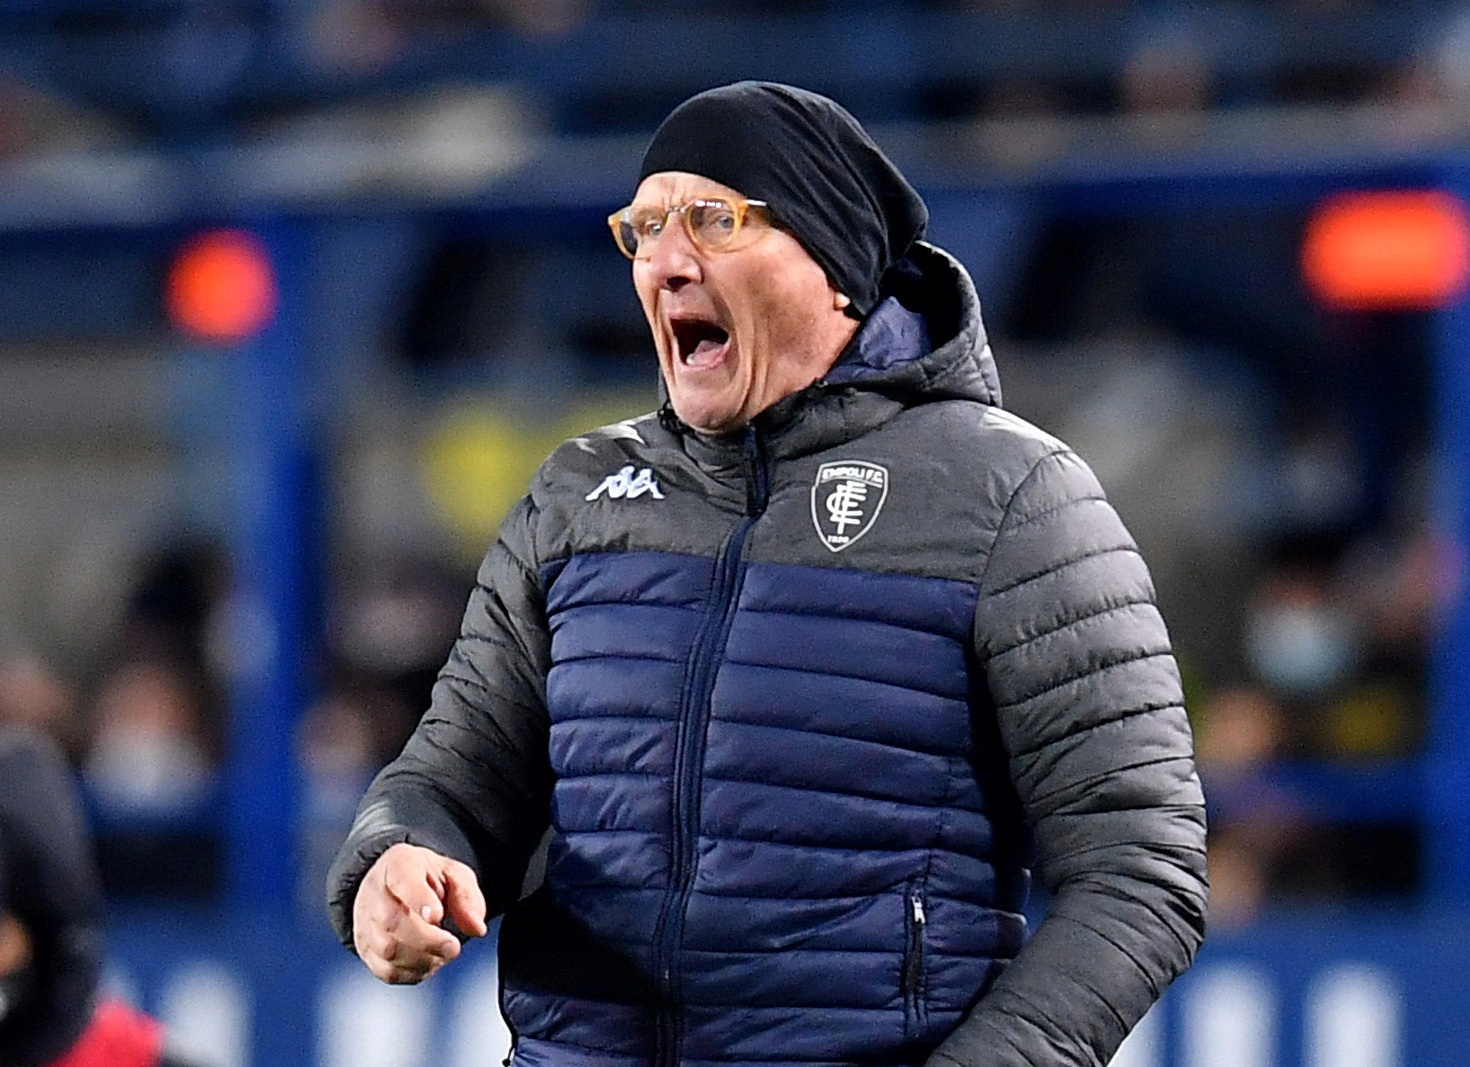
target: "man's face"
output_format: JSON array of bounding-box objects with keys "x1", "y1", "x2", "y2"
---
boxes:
[{"x1": 630, "y1": 172, "x2": 853, "y2": 435}]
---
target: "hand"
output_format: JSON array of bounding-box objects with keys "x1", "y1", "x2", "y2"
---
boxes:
[{"x1": 352, "y1": 843, "x2": 489, "y2": 984}]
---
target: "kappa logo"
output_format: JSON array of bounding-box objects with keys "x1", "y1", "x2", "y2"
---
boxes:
[
  {"x1": 585, "y1": 465, "x2": 666, "y2": 502},
  {"x1": 810, "y1": 461, "x2": 889, "y2": 552}
]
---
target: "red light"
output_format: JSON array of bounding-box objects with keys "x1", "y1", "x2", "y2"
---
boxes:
[
  {"x1": 1302, "y1": 191, "x2": 1470, "y2": 311},
  {"x1": 166, "y1": 229, "x2": 277, "y2": 342}
]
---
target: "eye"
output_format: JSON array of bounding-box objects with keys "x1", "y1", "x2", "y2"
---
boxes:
[
  {"x1": 627, "y1": 208, "x2": 665, "y2": 241},
  {"x1": 689, "y1": 201, "x2": 738, "y2": 244}
]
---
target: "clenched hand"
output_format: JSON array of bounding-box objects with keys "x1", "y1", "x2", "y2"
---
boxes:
[{"x1": 352, "y1": 843, "x2": 489, "y2": 984}]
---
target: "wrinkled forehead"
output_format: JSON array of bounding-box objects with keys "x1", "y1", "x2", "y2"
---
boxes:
[{"x1": 632, "y1": 170, "x2": 749, "y2": 208}]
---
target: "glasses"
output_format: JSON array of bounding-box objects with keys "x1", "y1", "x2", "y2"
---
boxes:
[{"x1": 608, "y1": 197, "x2": 772, "y2": 260}]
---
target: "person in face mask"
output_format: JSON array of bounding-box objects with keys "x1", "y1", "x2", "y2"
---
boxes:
[{"x1": 1244, "y1": 564, "x2": 1362, "y2": 701}]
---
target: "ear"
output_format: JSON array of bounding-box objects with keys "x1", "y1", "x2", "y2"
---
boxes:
[{"x1": 833, "y1": 291, "x2": 851, "y2": 310}]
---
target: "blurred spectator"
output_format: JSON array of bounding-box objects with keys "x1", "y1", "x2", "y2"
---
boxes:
[
  {"x1": 1204, "y1": 826, "x2": 1270, "y2": 929},
  {"x1": 0, "y1": 656, "x2": 77, "y2": 751},
  {"x1": 290, "y1": 551, "x2": 471, "y2": 909},
  {"x1": 123, "y1": 541, "x2": 226, "y2": 641},
  {"x1": 1238, "y1": 523, "x2": 1431, "y2": 761},
  {"x1": 1196, "y1": 684, "x2": 1288, "y2": 772},
  {"x1": 1242, "y1": 532, "x2": 1363, "y2": 706},
  {"x1": 81, "y1": 660, "x2": 215, "y2": 819},
  {"x1": 296, "y1": 682, "x2": 413, "y2": 911},
  {"x1": 299, "y1": 689, "x2": 387, "y2": 814},
  {"x1": 79, "y1": 660, "x2": 221, "y2": 899},
  {"x1": 1196, "y1": 513, "x2": 1433, "y2": 922},
  {"x1": 105, "y1": 539, "x2": 232, "y2": 783},
  {"x1": 1321, "y1": 522, "x2": 1440, "y2": 759},
  {"x1": 1194, "y1": 684, "x2": 1305, "y2": 928},
  {"x1": 330, "y1": 553, "x2": 467, "y2": 745},
  {"x1": 1348, "y1": 522, "x2": 1444, "y2": 656}
]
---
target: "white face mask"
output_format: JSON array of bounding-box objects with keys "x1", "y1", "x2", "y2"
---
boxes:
[
  {"x1": 1244, "y1": 602, "x2": 1361, "y2": 698},
  {"x1": 84, "y1": 730, "x2": 212, "y2": 814}
]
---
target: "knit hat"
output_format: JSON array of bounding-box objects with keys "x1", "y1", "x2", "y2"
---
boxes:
[{"x1": 638, "y1": 81, "x2": 928, "y2": 317}]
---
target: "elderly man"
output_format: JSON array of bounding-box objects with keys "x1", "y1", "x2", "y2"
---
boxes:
[{"x1": 328, "y1": 81, "x2": 1207, "y2": 1067}]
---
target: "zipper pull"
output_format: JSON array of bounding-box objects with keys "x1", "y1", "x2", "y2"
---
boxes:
[{"x1": 911, "y1": 892, "x2": 926, "y2": 926}]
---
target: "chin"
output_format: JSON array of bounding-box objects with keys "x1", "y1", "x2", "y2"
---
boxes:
[{"x1": 672, "y1": 399, "x2": 743, "y2": 435}]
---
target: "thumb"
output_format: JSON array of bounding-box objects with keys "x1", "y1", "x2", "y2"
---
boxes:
[
  {"x1": 440, "y1": 860, "x2": 489, "y2": 938},
  {"x1": 382, "y1": 856, "x2": 445, "y2": 926}
]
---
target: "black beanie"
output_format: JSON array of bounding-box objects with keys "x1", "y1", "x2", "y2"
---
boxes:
[{"x1": 638, "y1": 81, "x2": 928, "y2": 318}]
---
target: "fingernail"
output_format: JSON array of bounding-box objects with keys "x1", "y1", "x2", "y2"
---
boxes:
[{"x1": 421, "y1": 905, "x2": 434, "y2": 921}]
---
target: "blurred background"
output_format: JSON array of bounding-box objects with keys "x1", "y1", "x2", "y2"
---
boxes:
[{"x1": 3, "y1": 1, "x2": 1470, "y2": 1064}]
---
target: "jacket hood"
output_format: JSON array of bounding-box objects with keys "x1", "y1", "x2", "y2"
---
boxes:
[{"x1": 824, "y1": 240, "x2": 1002, "y2": 409}]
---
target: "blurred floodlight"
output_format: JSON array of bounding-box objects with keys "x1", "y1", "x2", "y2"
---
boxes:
[
  {"x1": 158, "y1": 961, "x2": 250, "y2": 1067},
  {"x1": 166, "y1": 229, "x2": 277, "y2": 343},
  {"x1": 1183, "y1": 965, "x2": 1275, "y2": 1067},
  {"x1": 1302, "y1": 190, "x2": 1470, "y2": 311},
  {"x1": 1305, "y1": 965, "x2": 1403, "y2": 1067},
  {"x1": 448, "y1": 962, "x2": 513, "y2": 1067},
  {"x1": 319, "y1": 964, "x2": 432, "y2": 1067}
]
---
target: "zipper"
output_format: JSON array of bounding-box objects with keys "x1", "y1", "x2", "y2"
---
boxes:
[
  {"x1": 741, "y1": 423, "x2": 770, "y2": 518},
  {"x1": 902, "y1": 887, "x2": 927, "y2": 1035},
  {"x1": 653, "y1": 426, "x2": 770, "y2": 1067}
]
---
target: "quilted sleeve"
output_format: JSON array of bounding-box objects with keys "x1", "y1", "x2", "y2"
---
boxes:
[
  {"x1": 931, "y1": 449, "x2": 1208, "y2": 1067},
  {"x1": 325, "y1": 494, "x2": 554, "y2": 948}
]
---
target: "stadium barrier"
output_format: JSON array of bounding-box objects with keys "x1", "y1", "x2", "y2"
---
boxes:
[{"x1": 107, "y1": 908, "x2": 1470, "y2": 1067}]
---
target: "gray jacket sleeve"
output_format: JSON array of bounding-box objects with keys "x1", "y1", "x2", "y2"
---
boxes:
[
  {"x1": 325, "y1": 495, "x2": 554, "y2": 948},
  {"x1": 931, "y1": 449, "x2": 1209, "y2": 1067}
]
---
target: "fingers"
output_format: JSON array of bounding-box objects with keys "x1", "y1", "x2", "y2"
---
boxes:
[
  {"x1": 367, "y1": 930, "x2": 460, "y2": 985},
  {"x1": 352, "y1": 845, "x2": 466, "y2": 985},
  {"x1": 439, "y1": 859, "x2": 489, "y2": 939},
  {"x1": 363, "y1": 936, "x2": 458, "y2": 986}
]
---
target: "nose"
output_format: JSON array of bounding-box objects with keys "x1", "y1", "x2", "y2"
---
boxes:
[{"x1": 641, "y1": 222, "x2": 701, "y2": 292}]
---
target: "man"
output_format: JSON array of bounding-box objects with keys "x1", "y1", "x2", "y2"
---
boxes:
[
  {"x1": 0, "y1": 724, "x2": 193, "y2": 1067},
  {"x1": 328, "y1": 81, "x2": 1208, "y2": 1067}
]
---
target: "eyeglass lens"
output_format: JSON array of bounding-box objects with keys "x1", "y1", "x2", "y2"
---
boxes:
[{"x1": 618, "y1": 200, "x2": 742, "y2": 258}]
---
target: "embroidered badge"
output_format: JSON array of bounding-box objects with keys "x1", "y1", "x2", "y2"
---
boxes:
[
  {"x1": 810, "y1": 461, "x2": 888, "y2": 552},
  {"x1": 585, "y1": 465, "x2": 666, "y2": 501}
]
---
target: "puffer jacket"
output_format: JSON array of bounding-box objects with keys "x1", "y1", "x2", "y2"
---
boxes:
[{"x1": 327, "y1": 241, "x2": 1208, "y2": 1067}]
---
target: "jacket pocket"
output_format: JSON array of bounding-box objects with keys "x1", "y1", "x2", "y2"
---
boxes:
[{"x1": 901, "y1": 883, "x2": 928, "y2": 1038}]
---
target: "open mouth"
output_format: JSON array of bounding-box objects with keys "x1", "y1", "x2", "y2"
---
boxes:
[{"x1": 670, "y1": 317, "x2": 731, "y2": 368}]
